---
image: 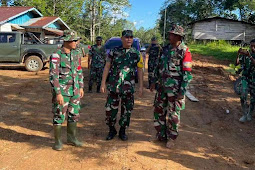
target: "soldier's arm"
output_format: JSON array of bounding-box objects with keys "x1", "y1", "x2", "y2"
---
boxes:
[
  {"x1": 180, "y1": 48, "x2": 193, "y2": 96},
  {"x1": 101, "y1": 62, "x2": 111, "y2": 85},
  {"x1": 49, "y1": 53, "x2": 61, "y2": 94},
  {"x1": 81, "y1": 47, "x2": 86, "y2": 58},
  {"x1": 88, "y1": 48, "x2": 92, "y2": 69},
  {"x1": 235, "y1": 48, "x2": 242, "y2": 66},
  {"x1": 137, "y1": 53, "x2": 144, "y2": 91},
  {"x1": 146, "y1": 45, "x2": 151, "y2": 54},
  {"x1": 78, "y1": 58, "x2": 84, "y2": 89},
  {"x1": 101, "y1": 50, "x2": 113, "y2": 91}
]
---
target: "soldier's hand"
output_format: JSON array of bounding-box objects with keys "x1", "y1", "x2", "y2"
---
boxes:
[
  {"x1": 80, "y1": 88, "x2": 84, "y2": 98},
  {"x1": 100, "y1": 83, "x2": 106, "y2": 93},
  {"x1": 56, "y1": 94, "x2": 64, "y2": 105},
  {"x1": 176, "y1": 92, "x2": 184, "y2": 100},
  {"x1": 150, "y1": 83, "x2": 155, "y2": 92}
]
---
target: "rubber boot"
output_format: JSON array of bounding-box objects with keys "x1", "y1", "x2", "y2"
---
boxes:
[
  {"x1": 52, "y1": 125, "x2": 63, "y2": 151},
  {"x1": 119, "y1": 126, "x2": 128, "y2": 141},
  {"x1": 67, "y1": 122, "x2": 83, "y2": 147},
  {"x1": 239, "y1": 101, "x2": 248, "y2": 123},
  {"x1": 88, "y1": 85, "x2": 92, "y2": 93},
  {"x1": 106, "y1": 126, "x2": 117, "y2": 140},
  {"x1": 97, "y1": 85, "x2": 100, "y2": 93}
]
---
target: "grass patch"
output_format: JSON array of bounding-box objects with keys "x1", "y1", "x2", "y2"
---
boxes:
[{"x1": 188, "y1": 40, "x2": 241, "y2": 62}]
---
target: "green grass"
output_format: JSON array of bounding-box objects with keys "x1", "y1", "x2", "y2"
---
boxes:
[{"x1": 188, "y1": 40, "x2": 241, "y2": 62}]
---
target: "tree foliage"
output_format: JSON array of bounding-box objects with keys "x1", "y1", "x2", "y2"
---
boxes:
[
  {"x1": 158, "y1": 0, "x2": 255, "y2": 39},
  {"x1": 134, "y1": 26, "x2": 163, "y2": 45},
  {"x1": 7, "y1": 0, "x2": 131, "y2": 44}
]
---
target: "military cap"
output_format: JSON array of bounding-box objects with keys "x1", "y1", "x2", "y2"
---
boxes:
[
  {"x1": 168, "y1": 25, "x2": 185, "y2": 37},
  {"x1": 96, "y1": 36, "x2": 103, "y2": 41},
  {"x1": 122, "y1": 30, "x2": 133, "y2": 37},
  {"x1": 61, "y1": 30, "x2": 79, "y2": 41}
]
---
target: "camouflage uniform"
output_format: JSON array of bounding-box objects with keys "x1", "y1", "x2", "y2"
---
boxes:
[
  {"x1": 50, "y1": 38, "x2": 84, "y2": 125},
  {"x1": 152, "y1": 26, "x2": 192, "y2": 141},
  {"x1": 148, "y1": 45, "x2": 161, "y2": 87},
  {"x1": 239, "y1": 52, "x2": 255, "y2": 122},
  {"x1": 76, "y1": 43, "x2": 85, "y2": 59},
  {"x1": 105, "y1": 46, "x2": 143, "y2": 127},
  {"x1": 88, "y1": 44, "x2": 106, "y2": 88}
]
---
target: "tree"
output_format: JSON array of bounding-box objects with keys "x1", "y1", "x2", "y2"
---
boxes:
[
  {"x1": 134, "y1": 26, "x2": 163, "y2": 45},
  {"x1": 0, "y1": 0, "x2": 10, "y2": 6},
  {"x1": 83, "y1": 0, "x2": 130, "y2": 43},
  {"x1": 13, "y1": 0, "x2": 84, "y2": 28},
  {"x1": 157, "y1": 0, "x2": 255, "y2": 39}
]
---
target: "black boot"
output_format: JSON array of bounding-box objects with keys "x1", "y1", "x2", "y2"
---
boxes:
[
  {"x1": 52, "y1": 125, "x2": 63, "y2": 151},
  {"x1": 97, "y1": 85, "x2": 100, "y2": 93},
  {"x1": 106, "y1": 126, "x2": 117, "y2": 140},
  {"x1": 119, "y1": 126, "x2": 128, "y2": 141},
  {"x1": 88, "y1": 85, "x2": 92, "y2": 93}
]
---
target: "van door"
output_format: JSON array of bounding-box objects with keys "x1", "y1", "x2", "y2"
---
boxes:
[{"x1": 0, "y1": 33, "x2": 20, "y2": 62}]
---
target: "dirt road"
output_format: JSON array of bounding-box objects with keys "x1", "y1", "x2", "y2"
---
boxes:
[{"x1": 0, "y1": 55, "x2": 254, "y2": 170}]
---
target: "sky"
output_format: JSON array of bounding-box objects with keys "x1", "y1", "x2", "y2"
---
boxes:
[{"x1": 126, "y1": 0, "x2": 166, "y2": 29}]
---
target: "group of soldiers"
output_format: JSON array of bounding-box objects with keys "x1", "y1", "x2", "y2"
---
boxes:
[{"x1": 49, "y1": 25, "x2": 193, "y2": 151}]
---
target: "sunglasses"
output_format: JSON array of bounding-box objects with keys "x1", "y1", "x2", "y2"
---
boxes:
[{"x1": 125, "y1": 36, "x2": 133, "y2": 39}]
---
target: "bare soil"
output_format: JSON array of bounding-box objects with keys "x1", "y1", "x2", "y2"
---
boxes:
[{"x1": 0, "y1": 55, "x2": 254, "y2": 170}]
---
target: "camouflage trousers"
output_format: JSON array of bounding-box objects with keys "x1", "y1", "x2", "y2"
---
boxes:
[
  {"x1": 240, "y1": 77, "x2": 255, "y2": 116},
  {"x1": 89, "y1": 66, "x2": 104, "y2": 87},
  {"x1": 52, "y1": 94, "x2": 80, "y2": 125},
  {"x1": 105, "y1": 92, "x2": 134, "y2": 127},
  {"x1": 153, "y1": 89, "x2": 185, "y2": 141},
  {"x1": 148, "y1": 60, "x2": 157, "y2": 86}
]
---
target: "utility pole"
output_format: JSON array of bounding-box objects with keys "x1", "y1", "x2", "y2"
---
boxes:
[{"x1": 163, "y1": 7, "x2": 167, "y2": 45}]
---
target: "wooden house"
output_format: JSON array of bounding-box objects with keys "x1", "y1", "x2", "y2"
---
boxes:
[
  {"x1": 0, "y1": 7, "x2": 69, "y2": 39},
  {"x1": 190, "y1": 17, "x2": 255, "y2": 43}
]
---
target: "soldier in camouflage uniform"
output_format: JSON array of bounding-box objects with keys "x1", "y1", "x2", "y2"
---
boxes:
[
  {"x1": 101, "y1": 30, "x2": 144, "y2": 141},
  {"x1": 49, "y1": 30, "x2": 84, "y2": 151},
  {"x1": 150, "y1": 25, "x2": 192, "y2": 148},
  {"x1": 88, "y1": 36, "x2": 106, "y2": 93},
  {"x1": 146, "y1": 37, "x2": 162, "y2": 89},
  {"x1": 76, "y1": 39, "x2": 86, "y2": 59},
  {"x1": 235, "y1": 39, "x2": 255, "y2": 123}
]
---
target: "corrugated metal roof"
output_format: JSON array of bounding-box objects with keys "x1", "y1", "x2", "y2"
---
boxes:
[
  {"x1": 0, "y1": 6, "x2": 42, "y2": 24},
  {"x1": 29, "y1": 16, "x2": 58, "y2": 27},
  {"x1": 23, "y1": 16, "x2": 70, "y2": 30},
  {"x1": 189, "y1": 16, "x2": 255, "y2": 26}
]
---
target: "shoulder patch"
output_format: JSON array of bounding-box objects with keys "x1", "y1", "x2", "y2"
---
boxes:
[{"x1": 52, "y1": 53, "x2": 60, "y2": 58}]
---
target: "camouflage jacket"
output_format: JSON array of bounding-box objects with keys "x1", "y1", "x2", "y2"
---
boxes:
[
  {"x1": 153, "y1": 43, "x2": 192, "y2": 96},
  {"x1": 89, "y1": 45, "x2": 106, "y2": 68},
  {"x1": 106, "y1": 46, "x2": 143, "y2": 94},
  {"x1": 240, "y1": 52, "x2": 255, "y2": 80},
  {"x1": 148, "y1": 45, "x2": 161, "y2": 62},
  {"x1": 49, "y1": 49, "x2": 84, "y2": 96},
  {"x1": 76, "y1": 45, "x2": 85, "y2": 59}
]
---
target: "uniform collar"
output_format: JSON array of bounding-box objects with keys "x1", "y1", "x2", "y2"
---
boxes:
[{"x1": 60, "y1": 48, "x2": 73, "y2": 55}]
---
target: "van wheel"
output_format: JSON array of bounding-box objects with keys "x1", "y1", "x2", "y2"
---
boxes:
[{"x1": 25, "y1": 55, "x2": 43, "y2": 72}]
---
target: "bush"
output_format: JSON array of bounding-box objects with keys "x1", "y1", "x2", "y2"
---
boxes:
[{"x1": 188, "y1": 40, "x2": 242, "y2": 61}]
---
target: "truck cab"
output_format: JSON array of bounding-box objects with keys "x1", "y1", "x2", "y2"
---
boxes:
[{"x1": 0, "y1": 32, "x2": 60, "y2": 72}]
